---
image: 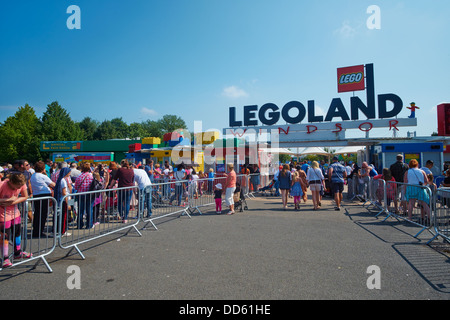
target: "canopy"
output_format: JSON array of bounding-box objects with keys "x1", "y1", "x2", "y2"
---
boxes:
[
  {"x1": 298, "y1": 147, "x2": 332, "y2": 156},
  {"x1": 333, "y1": 146, "x2": 365, "y2": 155},
  {"x1": 259, "y1": 148, "x2": 295, "y2": 155}
]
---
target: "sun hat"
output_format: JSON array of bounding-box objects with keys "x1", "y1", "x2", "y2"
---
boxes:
[{"x1": 215, "y1": 183, "x2": 222, "y2": 189}]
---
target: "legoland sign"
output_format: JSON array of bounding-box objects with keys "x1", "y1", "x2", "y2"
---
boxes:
[{"x1": 226, "y1": 64, "x2": 416, "y2": 140}]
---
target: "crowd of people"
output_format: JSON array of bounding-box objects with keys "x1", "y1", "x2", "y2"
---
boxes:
[
  {"x1": 265, "y1": 155, "x2": 446, "y2": 222},
  {"x1": 0, "y1": 154, "x2": 447, "y2": 268},
  {"x1": 0, "y1": 157, "x2": 251, "y2": 268}
]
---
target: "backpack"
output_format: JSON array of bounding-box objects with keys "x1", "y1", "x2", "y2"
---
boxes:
[{"x1": 89, "y1": 178, "x2": 103, "y2": 191}]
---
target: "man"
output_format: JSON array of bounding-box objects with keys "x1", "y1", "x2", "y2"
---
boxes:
[
  {"x1": 70, "y1": 162, "x2": 81, "y2": 182},
  {"x1": 45, "y1": 159, "x2": 53, "y2": 177},
  {"x1": 133, "y1": 164, "x2": 152, "y2": 218},
  {"x1": 328, "y1": 156, "x2": 347, "y2": 211},
  {"x1": 389, "y1": 154, "x2": 409, "y2": 214},
  {"x1": 358, "y1": 162, "x2": 371, "y2": 201},
  {"x1": 421, "y1": 160, "x2": 439, "y2": 176},
  {"x1": 144, "y1": 160, "x2": 154, "y2": 183},
  {"x1": 301, "y1": 160, "x2": 310, "y2": 174},
  {"x1": 7, "y1": 159, "x2": 33, "y2": 196}
]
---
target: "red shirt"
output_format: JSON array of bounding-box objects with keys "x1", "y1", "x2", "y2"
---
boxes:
[
  {"x1": 75, "y1": 172, "x2": 94, "y2": 193},
  {"x1": 115, "y1": 168, "x2": 135, "y2": 188}
]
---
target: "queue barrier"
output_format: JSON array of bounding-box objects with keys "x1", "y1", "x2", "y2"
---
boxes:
[
  {"x1": 8, "y1": 172, "x2": 447, "y2": 273},
  {"x1": 1, "y1": 173, "x2": 254, "y2": 272},
  {"x1": 141, "y1": 180, "x2": 193, "y2": 230},
  {"x1": 58, "y1": 185, "x2": 143, "y2": 260},
  {"x1": 354, "y1": 177, "x2": 438, "y2": 242},
  {"x1": 1, "y1": 197, "x2": 57, "y2": 272},
  {"x1": 428, "y1": 188, "x2": 450, "y2": 244}
]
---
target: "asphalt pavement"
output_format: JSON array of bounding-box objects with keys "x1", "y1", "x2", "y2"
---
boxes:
[{"x1": 1, "y1": 192, "x2": 449, "y2": 302}]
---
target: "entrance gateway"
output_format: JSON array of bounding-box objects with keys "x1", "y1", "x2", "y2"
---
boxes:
[{"x1": 222, "y1": 63, "x2": 425, "y2": 167}]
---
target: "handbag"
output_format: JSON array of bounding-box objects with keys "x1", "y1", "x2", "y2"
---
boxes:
[{"x1": 312, "y1": 168, "x2": 325, "y2": 195}]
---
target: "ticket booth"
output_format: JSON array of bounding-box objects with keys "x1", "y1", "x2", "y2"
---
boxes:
[{"x1": 372, "y1": 142, "x2": 444, "y2": 175}]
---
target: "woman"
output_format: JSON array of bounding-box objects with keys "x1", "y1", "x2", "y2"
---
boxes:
[
  {"x1": 112, "y1": 160, "x2": 135, "y2": 223},
  {"x1": 74, "y1": 163, "x2": 94, "y2": 229},
  {"x1": 225, "y1": 163, "x2": 237, "y2": 215},
  {"x1": 30, "y1": 161, "x2": 55, "y2": 237},
  {"x1": 278, "y1": 164, "x2": 292, "y2": 210},
  {"x1": 306, "y1": 161, "x2": 324, "y2": 210},
  {"x1": 404, "y1": 159, "x2": 430, "y2": 223},
  {"x1": 251, "y1": 164, "x2": 260, "y2": 193},
  {"x1": 53, "y1": 167, "x2": 72, "y2": 236}
]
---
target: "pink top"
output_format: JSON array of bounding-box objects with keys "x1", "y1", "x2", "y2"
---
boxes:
[
  {"x1": 226, "y1": 170, "x2": 236, "y2": 188},
  {"x1": 0, "y1": 179, "x2": 27, "y2": 222}
]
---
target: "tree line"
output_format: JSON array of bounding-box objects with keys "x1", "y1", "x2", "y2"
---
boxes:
[{"x1": 0, "y1": 101, "x2": 187, "y2": 164}]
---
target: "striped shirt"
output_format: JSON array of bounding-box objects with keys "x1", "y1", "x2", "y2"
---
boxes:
[{"x1": 330, "y1": 162, "x2": 345, "y2": 183}]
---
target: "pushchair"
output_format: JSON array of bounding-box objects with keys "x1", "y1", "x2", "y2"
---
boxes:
[
  {"x1": 234, "y1": 184, "x2": 248, "y2": 212},
  {"x1": 259, "y1": 179, "x2": 276, "y2": 196}
]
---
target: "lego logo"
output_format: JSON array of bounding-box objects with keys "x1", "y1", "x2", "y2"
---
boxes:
[{"x1": 339, "y1": 72, "x2": 363, "y2": 84}]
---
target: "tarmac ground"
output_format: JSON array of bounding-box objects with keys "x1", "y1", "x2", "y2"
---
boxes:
[{"x1": 1, "y1": 191, "x2": 449, "y2": 303}]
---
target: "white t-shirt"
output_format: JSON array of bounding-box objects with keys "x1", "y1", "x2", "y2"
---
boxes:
[
  {"x1": 174, "y1": 169, "x2": 185, "y2": 186},
  {"x1": 133, "y1": 168, "x2": 152, "y2": 189},
  {"x1": 30, "y1": 172, "x2": 54, "y2": 195}
]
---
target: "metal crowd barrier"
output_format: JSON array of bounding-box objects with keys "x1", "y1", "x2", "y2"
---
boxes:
[
  {"x1": 187, "y1": 176, "x2": 227, "y2": 215},
  {"x1": 1, "y1": 172, "x2": 259, "y2": 272},
  {"x1": 1, "y1": 197, "x2": 57, "y2": 272},
  {"x1": 58, "y1": 186, "x2": 142, "y2": 260},
  {"x1": 353, "y1": 177, "x2": 435, "y2": 241},
  {"x1": 141, "y1": 180, "x2": 193, "y2": 230},
  {"x1": 428, "y1": 187, "x2": 450, "y2": 244}
]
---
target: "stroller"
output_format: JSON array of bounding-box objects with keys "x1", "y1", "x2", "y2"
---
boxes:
[
  {"x1": 234, "y1": 183, "x2": 248, "y2": 212},
  {"x1": 259, "y1": 179, "x2": 276, "y2": 196}
]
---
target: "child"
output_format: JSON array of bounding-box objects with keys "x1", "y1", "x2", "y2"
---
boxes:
[
  {"x1": 54, "y1": 167, "x2": 73, "y2": 236},
  {"x1": 290, "y1": 171, "x2": 303, "y2": 211},
  {"x1": 0, "y1": 173, "x2": 32, "y2": 268},
  {"x1": 214, "y1": 183, "x2": 223, "y2": 214}
]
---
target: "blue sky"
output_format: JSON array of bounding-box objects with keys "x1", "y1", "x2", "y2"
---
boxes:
[{"x1": 1, "y1": 0, "x2": 449, "y2": 140}]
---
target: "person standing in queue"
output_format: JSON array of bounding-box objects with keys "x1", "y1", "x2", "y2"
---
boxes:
[
  {"x1": 278, "y1": 164, "x2": 292, "y2": 210},
  {"x1": 110, "y1": 160, "x2": 135, "y2": 223},
  {"x1": 224, "y1": 163, "x2": 236, "y2": 215},
  {"x1": 328, "y1": 156, "x2": 347, "y2": 211}
]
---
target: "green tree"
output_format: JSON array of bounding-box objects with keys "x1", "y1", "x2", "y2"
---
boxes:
[
  {"x1": 78, "y1": 117, "x2": 99, "y2": 140},
  {"x1": 40, "y1": 101, "x2": 82, "y2": 141},
  {"x1": 157, "y1": 115, "x2": 187, "y2": 134},
  {"x1": 94, "y1": 120, "x2": 117, "y2": 140},
  {"x1": 141, "y1": 119, "x2": 162, "y2": 138},
  {"x1": 110, "y1": 117, "x2": 129, "y2": 138},
  {"x1": 0, "y1": 104, "x2": 42, "y2": 163},
  {"x1": 128, "y1": 122, "x2": 146, "y2": 139}
]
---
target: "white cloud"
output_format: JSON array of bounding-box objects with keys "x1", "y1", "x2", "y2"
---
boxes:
[
  {"x1": 141, "y1": 107, "x2": 158, "y2": 116},
  {"x1": 334, "y1": 20, "x2": 357, "y2": 38},
  {"x1": 222, "y1": 85, "x2": 249, "y2": 99}
]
